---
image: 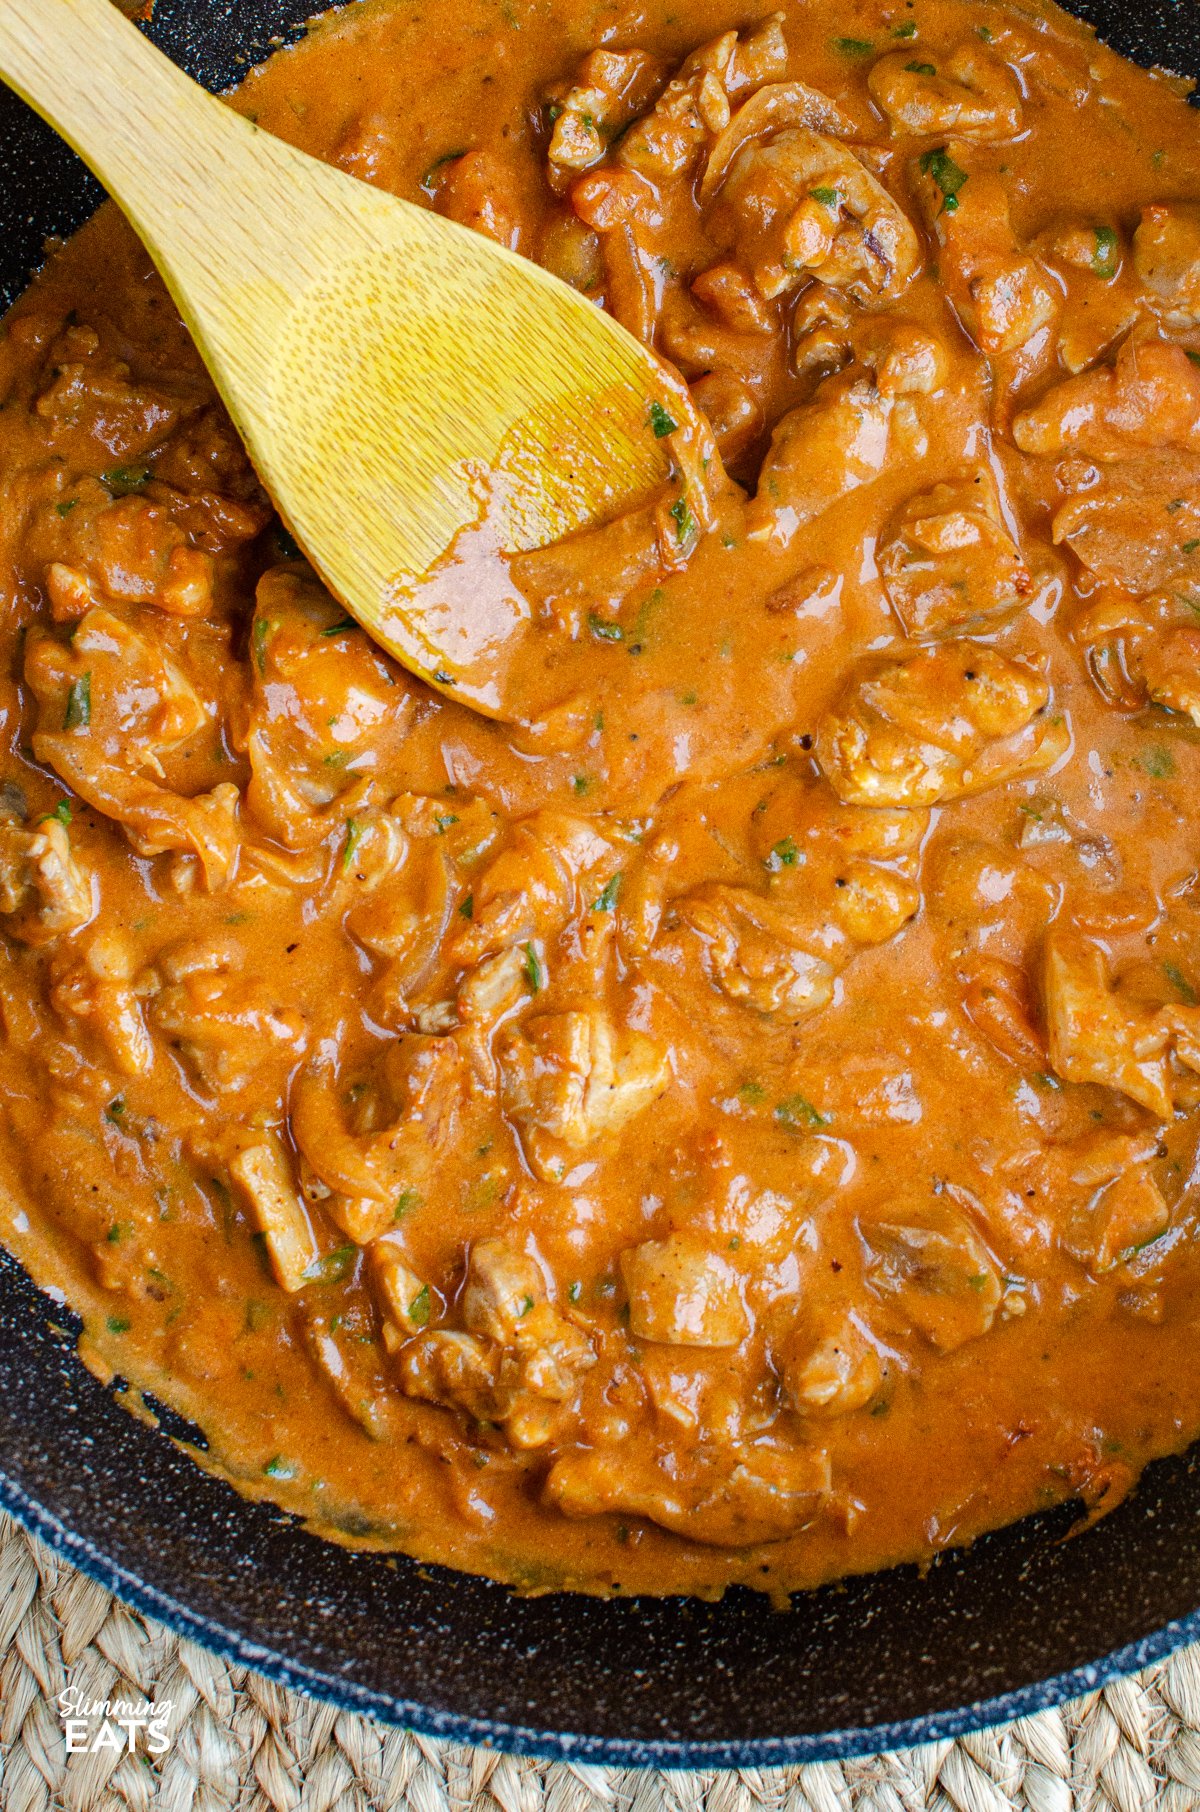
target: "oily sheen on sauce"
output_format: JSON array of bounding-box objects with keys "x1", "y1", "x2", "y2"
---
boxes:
[{"x1": 0, "y1": 0, "x2": 1199, "y2": 1600}]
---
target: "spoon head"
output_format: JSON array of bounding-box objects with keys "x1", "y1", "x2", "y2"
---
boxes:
[{"x1": 240, "y1": 194, "x2": 675, "y2": 716}]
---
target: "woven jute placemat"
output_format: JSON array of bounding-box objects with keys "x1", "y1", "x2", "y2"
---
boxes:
[{"x1": 2, "y1": 1515, "x2": 1199, "y2": 1812}]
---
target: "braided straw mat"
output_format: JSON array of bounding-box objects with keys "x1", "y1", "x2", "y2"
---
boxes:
[{"x1": 3, "y1": 1515, "x2": 1200, "y2": 1812}]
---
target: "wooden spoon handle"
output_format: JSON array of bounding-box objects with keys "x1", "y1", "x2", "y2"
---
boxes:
[{"x1": 0, "y1": 0, "x2": 247, "y2": 241}]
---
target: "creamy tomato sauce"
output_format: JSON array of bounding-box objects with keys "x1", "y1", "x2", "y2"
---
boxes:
[{"x1": 1, "y1": 0, "x2": 1200, "y2": 1597}]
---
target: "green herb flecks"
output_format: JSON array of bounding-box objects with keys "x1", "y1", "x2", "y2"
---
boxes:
[
  {"x1": 592, "y1": 872, "x2": 623, "y2": 912},
  {"x1": 1164, "y1": 960, "x2": 1198, "y2": 1006},
  {"x1": 833, "y1": 35, "x2": 873, "y2": 54},
  {"x1": 919, "y1": 145, "x2": 969, "y2": 214},
  {"x1": 587, "y1": 611, "x2": 624, "y2": 641},
  {"x1": 905, "y1": 59, "x2": 936, "y2": 73},
  {"x1": 252, "y1": 617, "x2": 273, "y2": 676},
  {"x1": 321, "y1": 617, "x2": 355, "y2": 636},
  {"x1": 63, "y1": 672, "x2": 91, "y2": 731},
  {"x1": 810, "y1": 185, "x2": 841, "y2": 208},
  {"x1": 893, "y1": 19, "x2": 917, "y2": 35},
  {"x1": 106, "y1": 1315, "x2": 131, "y2": 1335},
  {"x1": 393, "y1": 1190, "x2": 421, "y2": 1221},
  {"x1": 54, "y1": 498, "x2": 78, "y2": 518},
  {"x1": 302, "y1": 1244, "x2": 357, "y2": 1285},
  {"x1": 40, "y1": 799, "x2": 72, "y2": 829},
  {"x1": 523, "y1": 941, "x2": 546, "y2": 994},
  {"x1": 774, "y1": 1093, "x2": 828, "y2": 1130},
  {"x1": 419, "y1": 149, "x2": 466, "y2": 192},
  {"x1": 264, "y1": 1455, "x2": 297, "y2": 1479},
  {"x1": 1091, "y1": 224, "x2": 1119, "y2": 277},
  {"x1": 342, "y1": 817, "x2": 366, "y2": 870},
  {"x1": 409, "y1": 1283, "x2": 432, "y2": 1328},
  {"x1": 102, "y1": 463, "x2": 150, "y2": 495},
  {"x1": 669, "y1": 494, "x2": 697, "y2": 545},
  {"x1": 1139, "y1": 744, "x2": 1176, "y2": 779},
  {"x1": 764, "y1": 835, "x2": 799, "y2": 872},
  {"x1": 648, "y1": 400, "x2": 678, "y2": 438}
]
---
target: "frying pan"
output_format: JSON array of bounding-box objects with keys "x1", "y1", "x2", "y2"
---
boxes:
[{"x1": 1, "y1": 0, "x2": 1199, "y2": 1767}]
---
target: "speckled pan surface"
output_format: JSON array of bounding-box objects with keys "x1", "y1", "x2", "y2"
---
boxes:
[{"x1": 1, "y1": 0, "x2": 1200, "y2": 1768}]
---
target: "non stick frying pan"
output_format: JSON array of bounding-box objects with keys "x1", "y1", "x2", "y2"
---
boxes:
[{"x1": 1, "y1": 0, "x2": 1199, "y2": 1767}]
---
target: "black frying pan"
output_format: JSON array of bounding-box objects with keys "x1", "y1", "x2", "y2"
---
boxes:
[{"x1": 1, "y1": 0, "x2": 1199, "y2": 1767}]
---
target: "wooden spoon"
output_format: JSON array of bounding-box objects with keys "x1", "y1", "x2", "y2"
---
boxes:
[{"x1": 0, "y1": 0, "x2": 685, "y2": 715}]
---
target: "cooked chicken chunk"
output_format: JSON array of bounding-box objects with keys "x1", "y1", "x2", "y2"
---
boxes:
[
  {"x1": 229, "y1": 1135, "x2": 319, "y2": 1294},
  {"x1": 498, "y1": 1008, "x2": 670, "y2": 1181},
  {"x1": 817, "y1": 643, "x2": 1069, "y2": 807},
  {"x1": 546, "y1": 1439, "x2": 831, "y2": 1546},
  {"x1": 1050, "y1": 450, "x2": 1200, "y2": 594},
  {"x1": 859, "y1": 1196, "x2": 1001, "y2": 1351},
  {"x1": 0, "y1": 814, "x2": 93, "y2": 945},
  {"x1": 615, "y1": 16, "x2": 789, "y2": 182},
  {"x1": 1013, "y1": 330, "x2": 1200, "y2": 458},
  {"x1": 150, "y1": 944, "x2": 308, "y2": 1098},
  {"x1": 778, "y1": 1311, "x2": 884, "y2": 1415},
  {"x1": 546, "y1": 49, "x2": 664, "y2": 191},
  {"x1": 240, "y1": 565, "x2": 415, "y2": 852},
  {"x1": 1043, "y1": 928, "x2": 1200, "y2": 1118},
  {"x1": 878, "y1": 469, "x2": 1032, "y2": 637},
  {"x1": 708, "y1": 127, "x2": 921, "y2": 303},
  {"x1": 868, "y1": 42, "x2": 1023, "y2": 141},
  {"x1": 745, "y1": 368, "x2": 892, "y2": 549},
  {"x1": 914, "y1": 147, "x2": 1058, "y2": 353},
  {"x1": 660, "y1": 782, "x2": 924, "y2": 1024},
  {"x1": 1134, "y1": 202, "x2": 1200, "y2": 326},
  {"x1": 621, "y1": 1235, "x2": 750, "y2": 1346},
  {"x1": 24, "y1": 606, "x2": 239, "y2": 888},
  {"x1": 292, "y1": 1033, "x2": 468, "y2": 1243},
  {"x1": 1056, "y1": 1134, "x2": 1169, "y2": 1273},
  {"x1": 396, "y1": 1237, "x2": 595, "y2": 1446}
]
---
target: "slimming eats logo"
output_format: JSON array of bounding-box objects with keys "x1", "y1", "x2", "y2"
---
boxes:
[{"x1": 57, "y1": 1687, "x2": 174, "y2": 1756}]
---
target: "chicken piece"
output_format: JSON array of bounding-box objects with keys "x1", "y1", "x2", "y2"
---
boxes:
[
  {"x1": 240, "y1": 566, "x2": 415, "y2": 852},
  {"x1": 304, "y1": 1301, "x2": 392, "y2": 1440},
  {"x1": 24, "y1": 607, "x2": 239, "y2": 889},
  {"x1": 777, "y1": 1312, "x2": 883, "y2": 1415},
  {"x1": 817, "y1": 643, "x2": 1069, "y2": 808},
  {"x1": 228, "y1": 1135, "x2": 319, "y2": 1295},
  {"x1": 879, "y1": 470, "x2": 1032, "y2": 638},
  {"x1": 620, "y1": 1235, "x2": 750, "y2": 1347},
  {"x1": 670, "y1": 884, "x2": 837, "y2": 1020},
  {"x1": 569, "y1": 167, "x2": 664, "y2": 344},
  {"x1": 397, "y1": 1238, "x2": 595, "y2": 1447},
  {"x1": 434, "y1": 149, "x2": 525, "y2": 251},
  {"x1": 451, "y1": 811, "x2": 616, "y2": 967},
  {"x1": 292, "y1": 1033, "x2": 468, "y2": 1243},
  {"x1": 914, "y1": 147, "x2": 1058, "y2": 354},
  {"x1": 859, "y1": 1196, "x2": 1001, "y2": 1351},
  {"x1": 614, "y1": 17, "x2": 790, "y2": 184},
  {"x1": 546, "y1": 49, "x2": 665, "y2": 192},
  {"x1": 369, "y1": 1236, "x2": 433, "y2": 1350},
  {"x1": 146, "y1": 404, "x2": 271, "y2": 555},
  {"x1": 537, "y1": 209, "x2": 604, "y2": 295},
  {"x1": 24, "y1": 482, "x2": 214, "y2": 622},
  {"x1": 497, "y1": 1008, "x2": 670, "y2": 1182},
  {"x1": 1050, "y1": 451, "x2": 1200, "y2": 594},
  {"x1": 32, "y1": 319, "x2": 200, "y2": 465},
  {"x1": 1058, "y1": 1136, "x2": 1169, "y2": 1273},
  {"x1": 868, "y1": 43, "x2": 1023, "y2": 141},
  {"x1": 689, "y1": 369, "x2": 764, "y2": 463},
  {"x1": 546, "y1": 1439, "x2": 831, "y2": 1545},
  {"x1": 345, "y1": 829, "x2": 454, "y2": 1018},
  {"x1": 0, "y1": 814, "x2": 93, "y2": 945},
  {"x1": 149, "y1": 940, "x2": 308, "y2": 1097},
  {"x1": 663, "y1": 784, "x2": 924, "y2": 1024},
  {"x1": 48, "y1": 929, "x2": 155, "y2": 1076},
  {"x1": 699, "y1": 79, "x2": 858, "y2": 200},
  {"x1": 745, "y1": 368, "x2": 892, "y2": 550},
  {"x1": 708, "y1": 127, "x2": 921, "y2": 304},
  {"x1": 1013, "y1": 330, "x2": 1200, "y2": 459},
  {"x1": 1032, "y1": 218, "x2": 1140, "y2": 375},
  {"x1": 959, "y1": 955, "x2": 1046, "y2": 1067},
  {"x1": 1042, "y1": 928, "x2": 1200, "y2": 1119},
  {"x1": 1134, "y1": 202, "x2": 1200, "y2": 327},
  {"x1": 1071, "y1": 593, "x2": 1200, "y2": 722}
]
